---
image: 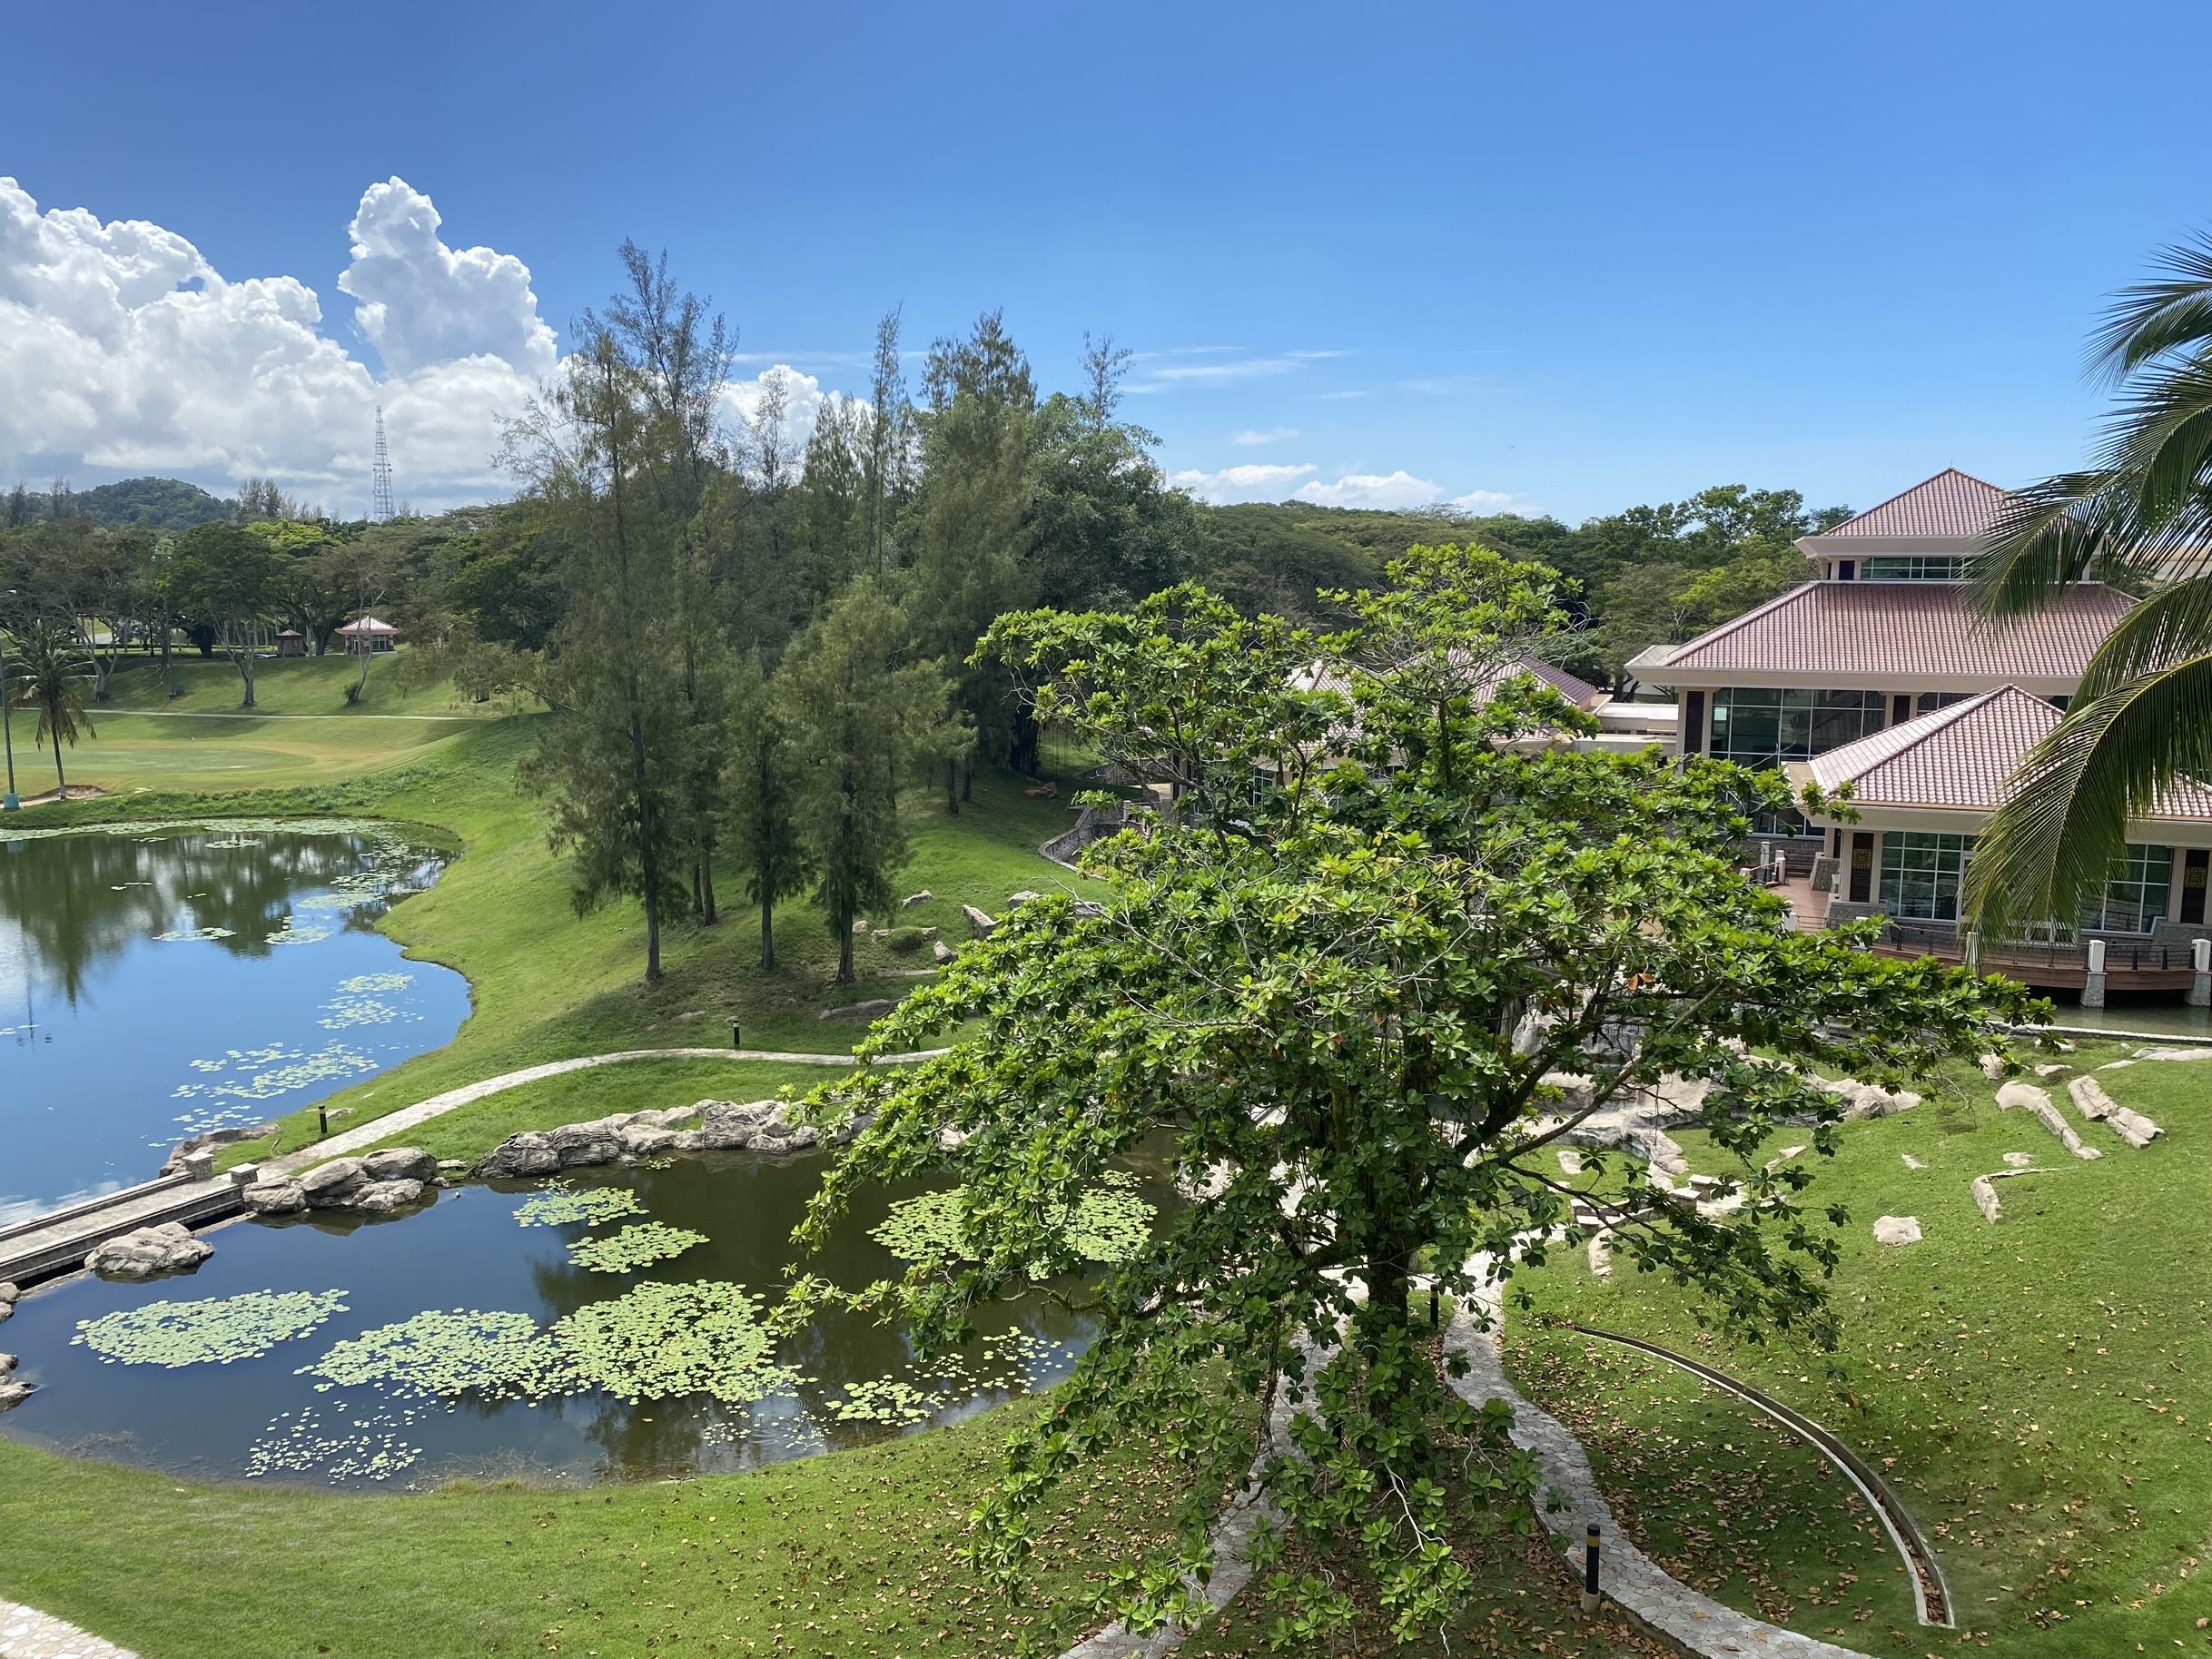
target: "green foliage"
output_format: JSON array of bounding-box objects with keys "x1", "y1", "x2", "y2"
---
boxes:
[
  {"x1": 884, "y1": 924, "x2": 927, "y2": 953},
  {"x1": 3, "y1": 475, "x2": 234, "y2": 530},
  {"x1": 512, "y1": 1186, "x2": 645, "y2": 1228},
  {"x1": 565, "y1": 1220, "x2": 708, "y2": 1273},
  {"x1": 5, "y1": 617, "x2": 97, "y2": 792},
  {"x1": 74, "y1": 1289, "x2": 350, "y2": 1368},
  {"x1": 779, "y1": 576, "x2": 960, "y2": 982},
  {"x1": 791, "y1": 549, "x2": 2029, "y2": 1649}
]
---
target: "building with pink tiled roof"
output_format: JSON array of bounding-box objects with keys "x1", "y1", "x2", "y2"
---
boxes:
[{"x1": 1784, "y1": 686, "x2": 2212, "y2": 945}]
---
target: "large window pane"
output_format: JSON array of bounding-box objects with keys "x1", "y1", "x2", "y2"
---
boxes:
[
  {"x1": 1879, "y1": 831, "x2": 1973, "y2": 921},
  {"x1": 1709, "y1": 687, "x2": 1887, "y2": 767},
  {"x1": 1861, "y1": 556, "x2": 1963, "y2": 580},
  {"x1": 2081, "y1": 845, "x2": 2173, "y2": 934}
]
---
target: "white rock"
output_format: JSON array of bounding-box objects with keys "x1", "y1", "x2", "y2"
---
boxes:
[
  {"x1": 902, "y1": 889, "x2": 933, "y2": 908},
  {"x1": 1901, "y1": 1153, "x2": 1926, "y2": 1170},
  {"x1": 1996, "y1": 1081, "x2": 2102, "y2": 1160},
  {"x1": 931, "y1": 940, "x2": 957, "y2": 964},
  {"x1": 2002, "y1": 1150, "x2": 2033, "y2": 1167},
  {"x1": 86, "y1": 1221, "x2": 212, "y2": 1279},
  {"x1": 1872, "y1": 1215, "x2": 1922, "y2": 1246},
  {"x1": 2066, "y1": 1074, "x2": 2163, "y2": 1147},
  {"x1": 1007, "y1": 890, "x2": 1043, "y2": 904},
  {"x1": 1556, "y1": 1149, "x2": 1583, "y2": 1176},
  {"x1": 2135, "y1": 1045, "x2": 2212, "y2": 1062},
  {"x1": 961, "y1": 904, "x2": 996, "y2": 937}
]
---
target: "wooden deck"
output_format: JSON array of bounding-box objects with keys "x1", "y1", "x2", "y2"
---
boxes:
[{"x1": 1770, "y1": 874, "x2": 2194, "y2": 991}]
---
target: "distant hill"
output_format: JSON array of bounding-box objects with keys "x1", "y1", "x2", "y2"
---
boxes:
[{"x1": 5, "y1": 476, "x2": 235, "y2": 530}]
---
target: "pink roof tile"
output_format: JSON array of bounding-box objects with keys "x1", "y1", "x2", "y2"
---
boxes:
[
  {"x1": 1823, "y1": 469, "x2": 2009, "y2": 538},
  {"x1": 1806, "y1": 686, "x2": 2212, "y2": 819},
  {"x1": 1654, "y1": 580, "x2": 2128, "y2": 681}
]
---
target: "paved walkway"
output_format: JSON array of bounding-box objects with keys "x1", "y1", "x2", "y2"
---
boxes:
[
  {"x1": 0, "y1": 1602, "x2": 133, "y2": 1659},
  {"x1": 1447, "y1": 1281, "x2": 1871, "y2": 1659}
]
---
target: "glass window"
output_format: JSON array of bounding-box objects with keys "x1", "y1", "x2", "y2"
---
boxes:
[
  {"x1": 1709, "y1": 687, "x2": 1888, "y2": 767},
  {"x1": 1880, "y1": 832, "x2": 1973, "y2": 922},
  {"x1": 2082, "y1": 844, "x2": 2173, "y2": 934},
  {"x1": 1914, "y1": 691, "x2": 1975, "y2": 716},
  {"x1": 1861, "y1": 556, "x2": 1964, "y2": 580}
]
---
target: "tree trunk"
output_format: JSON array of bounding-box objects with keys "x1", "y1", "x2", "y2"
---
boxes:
[
  {"x1": 628, "y1": 694, "x2": 661, "y2": 984},
  {"x1": 835, "y1": 904, "x2": 855, "y2": 984},
  {"x1": 946, "y1": 757, "x2": 959, "y2": 815},
  {"x1": 240, "y1": 647, "x2": 256, "y2": 708},
  {"x1": 701, "y1": 856, "x2": 717, "y2": 925},
  {"x1": 51, "y1": 727, "x2": 65, "y2": 797},
  {"x1": 758, "y1": 890, "x2": 775, "y2": 970},
  {"x1": 961, "y1": 761, "x2": 973, "y2": 803}
]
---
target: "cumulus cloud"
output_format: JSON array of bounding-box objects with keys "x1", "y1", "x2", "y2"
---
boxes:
[
  {"x1": 1450, "y1": 488, "x2": 1529, "y2": 514},
  {"x1": 0, "y1": 174, "x2": 556, "y2": 511},
  {"x1": 1168, "y1": 462, "x2": 1318, "y2": 504},
  {"x1": 338, "y1": 178, "x2": 557, "y2": 377},
  {"x1": 1292, "y1": 470, "x2": 1444, "y2": 509}
]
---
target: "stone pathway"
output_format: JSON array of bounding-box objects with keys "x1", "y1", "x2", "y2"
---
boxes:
[
  {"x1": 1446, "y1": 1281, "x2": 1871, "y2": 1659},
  {"x1": 0, "y1": 1602, "x2": 133, "y2": 1659}
]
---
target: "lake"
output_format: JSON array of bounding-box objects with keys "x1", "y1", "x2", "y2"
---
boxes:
[
  {"x1": 0, "y1": 1149, "x2": 1137, "y2": 1488},
  {"x1": 0, "y1": 820, "x2": 470, "y2": 1224}
]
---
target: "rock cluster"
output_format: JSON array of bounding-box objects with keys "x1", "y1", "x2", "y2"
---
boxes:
[
  {"x1": 243, "y1": 1147, "x2": 439, "y2": 1215},
  {"x1": 86, "y1": 1221, "x2": 213, "y2": 1279},
  {"x1": 698, "y1": 1098, "x2": 830, "y2": 1154},
  {"x1": 479, "y1": 1108, "x2": 706, "y2": 1180},
  {"x1": 0, "y1": 1349, "x2": 25, "y2": 1412},
  {"x1": 0, "y1": 1281, "x2": 16, "y2": 1326}
]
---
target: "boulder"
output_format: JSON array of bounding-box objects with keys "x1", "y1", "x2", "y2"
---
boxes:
[
  {"x1": 1071, "y1": 900, "x2": 1107, "y2": 919},
  {"x1": 698, "y1": 1098, "x2": 820, "y2": 1155},
  {"x1": 362, "y1": 1146, "x2": 437, "y2": 1183},
  {"x1": 818, "y1": 998, "x2": 894, "y2": 1021},
  {"x1": 919, "y1": 926, "x2": 939, "y2": 942},
  {"x1": 86, "y1": 1221, "x2": 212, "y2": 1279},
  {"x1": 962, "y1": 904, "x2": 996, "y2": 938},
  {"x1": 1996, "y1": 1081, "x2": 2102, "y2": 1160},
  {"x1": 1007, "y1": 890, "x2": 1043, "y2": 904},
  {"x1": 1871, "y1": 1215, "x2": 1922, "y2": 1246},
  {"x1": 1813, "y1": 1075, "x2": 1921, "y2": 1119},
  {"x1": 0, "y1": 1352, "x2": 15, "y2": 1374},
  {"x1": 0, "y1": 1380, "x2": 28, "y2": 1412},
  {"x1": 852, "y1": 917, "x2": 870, "y2": 934},
  {"x1": 668, "y1": 1130, "x2": 706, "y2": 1151},
  {"x1": 2066, "y1": 1074, "x2": 2163, "y2": 1148},
  {"x1": 241, "y1": 1180, "x2": 308, "y2": 1215},
  {"x1": 352, "y1": 1179, "x2": 426, "y2": 1214},
  {"x1": 298, "y1": 1158, "x2": 369, "y2": 1208},
  {"x1": 437, "y1": 1159, "x2": 469, "y2": 1172},
  {"x1": 0, "y1": 1282, "x2": 19, "y2": 1306},
  {"x1": 902, "y1": 889, "x2": 933, "y2": 908},
  {"x1": 931, "y1": 941, "x2": 956, "y2": 964},
  {"x1": 617, "y1": 1123, "x2": 680, "y2": 1156},
  {"x1": 547, "y1": 1121, "x2": 623, "y2": 1167},
  {"x1": 480, "y1": 1131, "x2": 562, "y2": 1180}
]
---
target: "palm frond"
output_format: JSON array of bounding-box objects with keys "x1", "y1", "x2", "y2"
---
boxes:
[
  {"x1": 2077, "y1": 574, "x2": 2212, "y2": 694},
  {"x1": 2088, "y1": 230, "x2": 2212, "y2": 385},
  {"x1": 1964, "y1": 653, "x2": 2212, "y2": 935}
]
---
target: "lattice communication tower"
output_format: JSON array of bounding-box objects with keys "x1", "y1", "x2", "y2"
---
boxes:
[{"x1": 370, "y1": 406, "x2": 395, "y2": 523}]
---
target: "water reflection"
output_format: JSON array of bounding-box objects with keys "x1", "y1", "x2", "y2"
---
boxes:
[{"x1": 0, "y1": 823, "x2": 469, "y2": 1221}]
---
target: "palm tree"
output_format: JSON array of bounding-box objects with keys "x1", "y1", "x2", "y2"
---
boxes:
[
  {"x1": 1963, "y1": 232, "x2": 2212, "y2": 935},
  {"x1": 5, "y1": 620, "x2": 97, "y2": 799}
]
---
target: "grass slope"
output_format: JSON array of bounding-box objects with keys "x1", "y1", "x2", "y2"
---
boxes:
[
  {"x1": 0, "y1": 1403, "x2": 1195, "y2": 1659},
  {"x1": 1510, "y1": 1040, "x2": 2212, "y2": 1656}
]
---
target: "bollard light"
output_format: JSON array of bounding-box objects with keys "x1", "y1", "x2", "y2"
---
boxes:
[
  {"x1": 731, "y1": 1022, "x2": 742, "y2": 1052},
  {"x1": 1580, "y1": 1523, "x2": 1601, "y2": 1613}
]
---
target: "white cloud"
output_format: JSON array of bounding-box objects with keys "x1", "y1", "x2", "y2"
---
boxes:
[
  {"x1": 1293, "y1": 470, "x2": 1444, "y2": 509},
  {"x1": 1229, "y1": 427, "x2": 1299, "y2": 446},
  {"x1": 338, "y1": 178, "x2": 557, "y2": 377},
  {"x1": 0, "y1": 174, "x2": 557, "y2": 511},
  {"x1": 1450, "y1": 489, "x2": 1529, "y2": 514},
  {"x1": 1168, "y1": 462, "x2": 1318, "y2": 504}
]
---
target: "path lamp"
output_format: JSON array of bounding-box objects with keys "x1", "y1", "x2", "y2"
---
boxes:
[{"x1": 1579, "y1": 1523, "x2": 1602, "y2": 1612}]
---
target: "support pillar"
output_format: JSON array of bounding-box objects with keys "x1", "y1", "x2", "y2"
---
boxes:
[
  {"x1": 2189, "y1": 937, "x2": 2210, "y2": 1009},
  {"x1": 2083, "y1": 937, "x2": 2108, "y2": 1010}
]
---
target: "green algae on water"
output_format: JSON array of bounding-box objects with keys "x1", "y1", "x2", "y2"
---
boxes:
[
  {"x1": 566, "y1": 1221, "x2": 708, "y2": 1274},
  {"x1": 512, "y1": 1185, "x2": 646, "y2": 1229}
]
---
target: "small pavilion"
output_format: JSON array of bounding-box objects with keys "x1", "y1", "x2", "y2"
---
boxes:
[{"x1": 335, "y1": 617, "x2": 400, "y2": 656}]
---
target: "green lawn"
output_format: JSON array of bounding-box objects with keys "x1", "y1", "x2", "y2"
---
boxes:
[
  {"x1": 0, "y1": 1398, "x2": 1200, "y2": 1659},
  {"x1": 1508, "y1": 1038, "x2": 2212, "y2": 1656}
]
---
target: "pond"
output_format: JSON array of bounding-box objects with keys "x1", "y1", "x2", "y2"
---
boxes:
[
  {"x1": 0, "y1": 820, "x2": 470, "y2": 1225},
  {"x1": 0, "y1": 1147, "x2": 1155, "y2": 1489}
]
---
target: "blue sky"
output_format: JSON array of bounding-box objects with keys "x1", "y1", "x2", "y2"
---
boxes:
[{"x1": 4, "y1": 0, "x2": 2209, "y2": 519}]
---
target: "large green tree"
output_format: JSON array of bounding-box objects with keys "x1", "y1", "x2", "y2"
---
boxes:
[
  {"x1": 1966, "y1": 232, "x2": 2212, "y2": 932},
  {"x1": 779, "y1": 576, "x2": 959, "y2": 983},
  {"x1": 170, "y1": 521, "x2": 282, "y2": 706},
  {"x1": 791, "y1": 554, "x2": 2029, "y2": 1649},
  {"x1": 724, "y1": 657, "x2": 814, "y2": 969}
]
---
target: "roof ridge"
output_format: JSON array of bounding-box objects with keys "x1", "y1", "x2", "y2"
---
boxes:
[
  {"x1": 1656, "y1": 581, "x2": 1817, "y2": 667},
  {"x1": 1830, "y1": 467, "x2": 2006, "y2": 535}
]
